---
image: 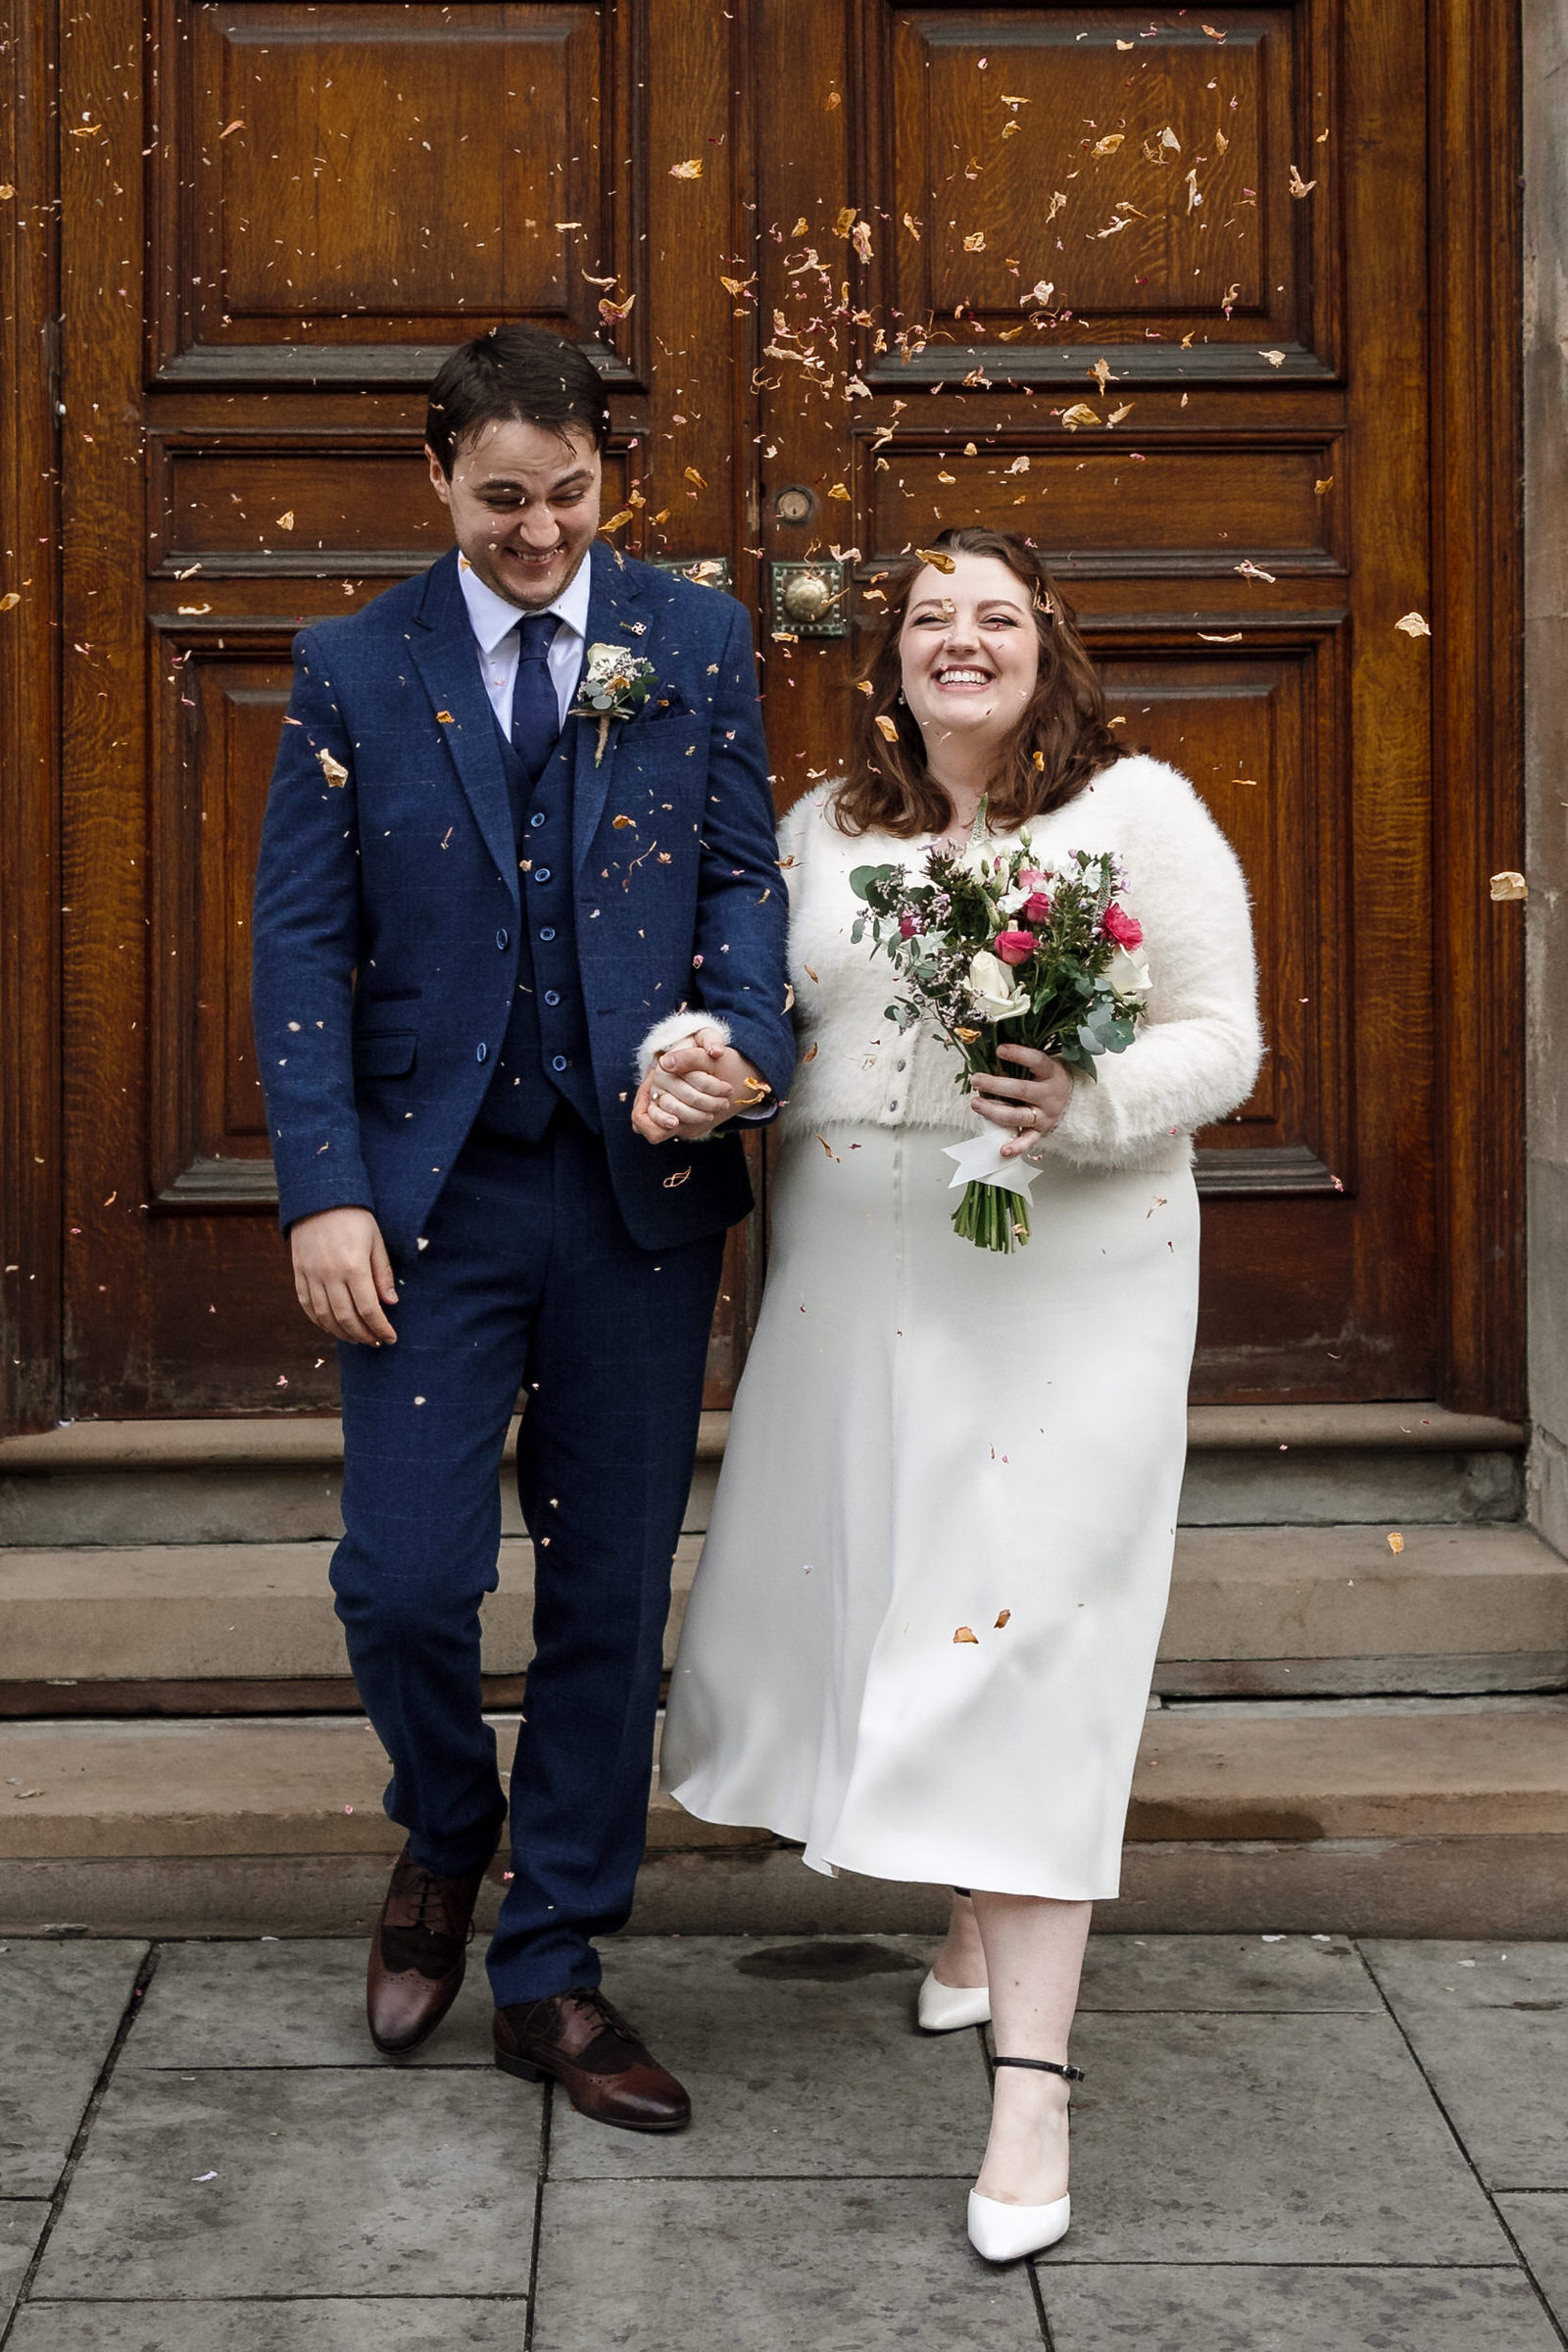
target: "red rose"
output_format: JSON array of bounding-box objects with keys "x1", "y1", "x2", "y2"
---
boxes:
[
  {"x1": 994, "y1": 928, "x2": 1035, "y2": 966},
  {"x1": 1102, "y1": 902, "x2": 1143, "y2": 949},
  {"x1": 899, "y1": 913, "x2": 919, "y2": 939},
  {"x1": 1023, "y1": 890, "x2": 1053, "y2": 924}
]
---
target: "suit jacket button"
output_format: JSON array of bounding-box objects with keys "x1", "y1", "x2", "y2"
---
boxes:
[
  {"x1": 551, "y1": 1055, "x2": 568, "y2": 1073},
  {"x1": 534, "y1": 866, "x2": 552, "y2": 884},
  {"x1": 496, "y1": 928, "x2": 509, "y2": 951},
  {"x1": 540, "y1": 926, "x2": 557, "y2": 943},
  {"x1": 476, "y1": 1043, "x2": 488, "y2": 1063}
]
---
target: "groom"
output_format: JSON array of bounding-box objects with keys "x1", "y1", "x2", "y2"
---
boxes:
[{"x1": 252, "y1": 323, "x2": 792, "y2": 2128}]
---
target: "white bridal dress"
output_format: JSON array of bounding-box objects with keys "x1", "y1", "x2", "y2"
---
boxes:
[{"x1": 661, "y1": 758, "x2": 1261, "y2": 1897}]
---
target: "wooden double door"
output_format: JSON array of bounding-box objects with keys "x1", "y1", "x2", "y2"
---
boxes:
[{"x1": 43, "y1": 0, "x2": 1522, "y2": 1419}]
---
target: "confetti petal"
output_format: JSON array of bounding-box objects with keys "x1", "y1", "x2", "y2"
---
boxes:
[
  {"x1": 1489, "y1": 870, "x2": 1528, "y2": 901},
  {"x1": 316, "y1": 749, "x2": 349, "y2": 786},
  {"x1": 1395, "y1": 611, "x2": 1431, "y2": 638},
  {"x1": 953, "y1": 1626, "x2": 979, "y2": 1644}
]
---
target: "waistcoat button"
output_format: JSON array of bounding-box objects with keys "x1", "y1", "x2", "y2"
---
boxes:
[
  {"x1": 544, "y1": 990, "x2": 561, "y2": 1007},
  {"x1": 534, "y1": 866, "x2": 552, "y2": 884},
  {"x1": 529, "y1": 810, "x2": 547, "y2": 829},
  {"x1": 551, "y1": 1054, "x2": 568, "y2": 1073},
  {"x1": 539, "y1": 926, "x2": 557, "y2": 943},
  {"x1": 475, "y1": 1043, "x2": 488, "y2": 1064}
]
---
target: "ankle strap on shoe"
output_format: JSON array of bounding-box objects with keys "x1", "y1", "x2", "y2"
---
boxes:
[{"x1": 993, "y1": 2055, "x2": 1085, "y2": 2082}]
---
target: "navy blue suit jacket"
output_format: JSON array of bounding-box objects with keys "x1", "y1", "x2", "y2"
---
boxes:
[{"x1": 252, "y1": 543, "x2": 793, "y2": 1257}]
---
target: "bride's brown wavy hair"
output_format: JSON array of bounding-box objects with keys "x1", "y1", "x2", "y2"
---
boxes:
[{"x1": 834, "y1": 527, "x2": 1120, "y2": 839}]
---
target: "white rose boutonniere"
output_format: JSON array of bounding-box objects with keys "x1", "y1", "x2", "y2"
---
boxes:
[{"x1": 568, "y1": 643, "x2": 660, "y2": 764}]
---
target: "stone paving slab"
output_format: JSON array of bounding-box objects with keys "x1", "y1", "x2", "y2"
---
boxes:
[
  {"x1": 8, "y1": 2299, "x2": 530, "y2": 2349},
  {"x1": 548, "y1": 1935, "x2": 992, "y2": 2181},
  {"x1": 531, "y1": 2179, "x2": 1040, "y2": 2352},
  {"x1": 1496, "y1": 2194, "x2": 1568, "y2": 2331},
  {"x1": 122, "y1": 1938, "x2": 497, "y2": 2070},
  {"x1": 0, "y1": 1940, "x2": 147, "y2": 2195},
  {"x1": 1361, "y1": 1940, "x2": 1568, "y2": 2186},
  {"x1": 32, "y1": 2068, "x2": 540, "y2": 2301},
  {"x1": 0, "y1": 2203, "x2": 49, "y2": 2329},
  {"x1": 1043, "y1": 2010, "x2": 1508, "y2": 2264},
  {"x1": 1077, "y1": 1932, "x2": 1379, "y2": 2010},
  {"x1": 1038, "y1": 2263, "x2": 1560, "y2": 2350}
]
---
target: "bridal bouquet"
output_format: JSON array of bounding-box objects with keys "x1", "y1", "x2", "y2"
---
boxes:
[{"x1": 849, "y1": 814, "x2": 1151, "y2": 1251}]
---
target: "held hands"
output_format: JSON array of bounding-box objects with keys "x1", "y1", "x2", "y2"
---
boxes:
[
  {"x1": 970, "y1": 1045, "x2": 1073, "y2": 1160},
  {"x1": 290, "y1": 1206, "x2": 399, "y2": 1347},
  {"x1": 631, "y1": 1024, "x2": 770, "y2": 1145}
]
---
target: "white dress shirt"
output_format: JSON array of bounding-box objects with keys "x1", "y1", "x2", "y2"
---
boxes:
[{"x1": 457, "y1": 553, "x2": 592, "y2": 735}]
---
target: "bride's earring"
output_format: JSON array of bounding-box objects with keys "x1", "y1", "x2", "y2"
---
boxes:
[{"x1": 896, "y1": 688, "x2": 907, "y2": 706}]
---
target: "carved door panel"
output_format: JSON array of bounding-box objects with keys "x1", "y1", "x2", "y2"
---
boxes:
[
  {"x1": 60, "y1": 0, "x2": 759, "y2": 1412},
  {"x1": 747, "y1": 0, "x2": 1436, "y2": 1401}
]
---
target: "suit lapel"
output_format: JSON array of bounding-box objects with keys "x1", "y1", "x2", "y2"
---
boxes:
[
  {"x1": 409, "y1": 549, "x2": 518, "y2": 899},
  {"x1": 570, "y1": 543, "x2": 645, "y2": 874}
]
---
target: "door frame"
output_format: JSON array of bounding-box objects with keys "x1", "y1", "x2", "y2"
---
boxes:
[{"x1": 0, "y1": 0, "x2": 1524, "y2": 1432}]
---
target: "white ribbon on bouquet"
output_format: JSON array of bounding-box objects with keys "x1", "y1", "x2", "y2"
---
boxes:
[{"x1": 941, "y1": 1129, "x2": 1042, "y2": 1202}]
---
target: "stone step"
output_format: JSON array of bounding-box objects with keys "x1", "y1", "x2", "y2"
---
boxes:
[
  {"x1": 0, "y1": 1402, "x2": 1528, "y2": 1545},
  {"x1": 0, "y1": 1522, "x2": 1561, "y2": 1711},
  {"x1": 0, "y1": 1697, "x2": 1563, "y2": 1939}
]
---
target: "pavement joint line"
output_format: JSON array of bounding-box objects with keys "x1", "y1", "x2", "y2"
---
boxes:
[
  {"x1": 521, "y1": 2074, "x2": 554, "y2": 2352},
  {"x1": 0, "y1": 1939, "x2": 161, "y2": 2351},
  {"x1": 1354, "y1": 1935, "x2": 1568, "y2": 2350}
]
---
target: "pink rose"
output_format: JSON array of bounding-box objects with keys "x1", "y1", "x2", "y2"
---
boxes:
[
  {"x1": 994, "y1": 928, "x2": 1035, "y2": 967},
  {"x1": 899, "y1": 913, "x2": 919, "y2": 939},
  {"x1": 1102, "y1": 901, "x2": 1143, "y2": 949},
  {"x1": 1023, "y1": 890, "x2": 1053, "y2": 924},
  {"x1": 1018, "y1": 868, "x2": 1053, "y2": 892}
]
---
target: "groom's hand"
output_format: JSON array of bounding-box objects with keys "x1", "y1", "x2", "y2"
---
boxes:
[
  {"x1": 290, "y1": 1206, "x2": 399, "y2": 1346},
  {"x1": 632, "y1": 1026, "x2": 769, "y2": 1145}
]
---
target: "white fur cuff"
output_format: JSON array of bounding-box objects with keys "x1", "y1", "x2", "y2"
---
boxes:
[{"x1": 635, "y1": 1010, "x2": 732, "y2": 1081}]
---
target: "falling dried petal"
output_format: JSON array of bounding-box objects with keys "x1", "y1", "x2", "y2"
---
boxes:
[
  {"x1": 599, "y1": 293, "x2": 636, "y2": 322},
  {"x1": 601, "y1": 508, "x2": 635, "y2": 532},
  {"x1": 612, "y1": 814, "x2": 635, "y2": 828},
  {"x1": 0, "y1": 591, "x2": 21, "y2": 612},
  {"x1": 1288, "y1": 165, "x2": 1317, "y2": 198},
  {"x1": 955, "y1": 1026, "x2": 981, "y2": 1043},
  {"x1": 662, "y1": 1166, "x2": 692, "y2": 1187},
  {"x1": 1236, "y1": 559, "x2": 1277, "y2": 583},
  {"x1": 825, "y1": 90, "x2": 842, "y2": 109},
  {"x1": 1060, "y1": 403, "x2": 1101, "y2": 430},
  {"x1": 833, "y1": 204, "x2": 858, "y2": 238},
  {"x1": 1314, "y1": 476, "x2": 1335, "y2": 495},
  {"x1": 851, "y1": 220, "x2": 873, "y2": 263},
  {"x1": 856, "y1": 679, "x2": 875, "y2": 695},
  {"x1": 1006, "y1": 455, "x2": 1030, "y2": 474},
  {"x1": 684, "y1": 466, "x2": 707, "y2": 488},
  {"x1": 275, "y1": 510, "x2": 295, "y2": 530},
  {"x1": 317, "y1": 748, "x2": 349, "y2": 786},
  {"x1": 175, "y1": 603, "x2": 212, "y2": 615},
  {"x1": 668, "y1": 159, "x2": 703, "y2": 179},
  {"x1": 1199, "y1": 631, "x2": 1243, "y2": 643},
  {"x1": 827, "y1": 481, "x2": 852, "y2": 501},
  {"x1": 1107, "y1": 402, "x2": 1135, "y2": 425},
  {"x1": 995, "y1": 1609, "x2": 1011, "y2": 1628},
  {"x1": 1092, "y1": 132, "x2": 1124, "y2": 157},
  {"x1": 1387, "y1": 1531, "x2": 1405, "y2": 1554},
  {"x1": 962, "y1": 230, "x2": 987, "y2": 252},
  {"x1": 1160, "y1": 124, "x2": 1182, "y2": 152},
  {"x1": 936, "y1": 470, "x2": 956, "y2": 484},
  {"x1": 953, "y1": 1626, "x2": 979, "y2": 1644},
  {"x1": 874, "y1": 714, "x2": 901, "y2": 742},
  {"x1": 1489, "y1": 870, "x2": 1528, "y2": 901},
  {"x1": 1395, "y1": 611, "x2": 1431, "y2": 638},
  {"x1": 915, "y1": 548, "x2": 956, "y2": 572},
  {"x1": 1259, "y1": 348, "x2": 1287, "y2": 368},
  {"x1": 435, "y1": 710, "x2": 454, "y2": 724},
  {"x1": 1091, "y1": 358, "x2": 1111, "y2": 393}
]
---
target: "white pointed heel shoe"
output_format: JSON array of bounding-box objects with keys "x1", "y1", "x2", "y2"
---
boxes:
[
  {"x1": 966, "y1": 2054, "x2": 1083, "y2": 2263},
  {"x1": 917, "y1": 1970, "x2": 992, "y2": 2032}
]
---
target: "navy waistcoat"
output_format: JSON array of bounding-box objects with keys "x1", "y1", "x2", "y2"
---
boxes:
[{"x1": 480, "y1": 717, "x2": 600, "y2": 1140}]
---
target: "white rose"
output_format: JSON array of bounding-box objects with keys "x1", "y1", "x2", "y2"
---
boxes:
[
  {"x1": 969, "y1": 949, "x2": 1029, "y2": 1021},
  {"x1": 1104, "y1": 945, "x2": 1152, "y2": 999}
]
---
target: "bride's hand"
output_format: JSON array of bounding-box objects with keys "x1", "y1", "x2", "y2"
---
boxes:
[
  {"x1": 632, "y1": 1026, "x2": 770, "y2": 1144},
  {"x1": 970, "y1": 1046, "x2": 1072, "y2": 1159}
]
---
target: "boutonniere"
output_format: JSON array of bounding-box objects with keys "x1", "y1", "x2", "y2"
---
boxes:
[{"x1": 568, "y1": 643, "x2": 659, "y2": 765}]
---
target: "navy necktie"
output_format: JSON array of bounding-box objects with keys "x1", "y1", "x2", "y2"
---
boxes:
[{"x1": 510, "y1": 612, "x2": 562, "y2": 785}]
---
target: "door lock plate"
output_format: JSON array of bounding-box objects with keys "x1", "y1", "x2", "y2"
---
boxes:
[{"x1": 769, "y1": 559, "x2": 848, "y2": 638}]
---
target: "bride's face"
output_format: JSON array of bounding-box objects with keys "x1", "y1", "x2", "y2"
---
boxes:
[{"x1": 897, "y1": 555, "x2": 1040, "y2": 760}]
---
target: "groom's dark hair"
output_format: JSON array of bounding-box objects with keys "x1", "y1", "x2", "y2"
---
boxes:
[{"x1": 425, "y1": 324, "x2": 612, "y2": 475}]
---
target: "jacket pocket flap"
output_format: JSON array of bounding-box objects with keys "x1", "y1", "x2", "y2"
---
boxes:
[{"x1": 352, "y1": 1030, "x2": 416, "y2": 1078}]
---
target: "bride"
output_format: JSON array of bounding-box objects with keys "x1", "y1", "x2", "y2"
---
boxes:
[{"x1": 630, "y1": 526, "x2": 1260, "y2": 2262}]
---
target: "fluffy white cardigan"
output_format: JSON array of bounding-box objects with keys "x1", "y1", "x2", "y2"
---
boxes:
[
  {"x1": 638, "y1": 754, "x2": 1261, "y2": 1174},
  {"x1": 773, "y1": 756, "x2": 1260, "y2": 1171}
]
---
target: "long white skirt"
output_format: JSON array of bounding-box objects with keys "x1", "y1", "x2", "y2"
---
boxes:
[{"x1": 662, "y1": 1122, "x2": 1200, "y2": 1899}]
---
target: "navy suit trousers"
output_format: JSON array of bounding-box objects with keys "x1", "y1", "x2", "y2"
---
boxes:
[{"x1": 330, "y1": 1109, "x2": 724, "y2": 2003}]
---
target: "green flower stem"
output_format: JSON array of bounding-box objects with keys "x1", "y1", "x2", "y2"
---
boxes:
[{"x1": 951, "y1": 1178, "x2": 1031, "y2": 1253}]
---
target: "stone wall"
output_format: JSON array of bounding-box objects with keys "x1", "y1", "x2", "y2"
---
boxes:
[{"x1": 1526, "y1": 0, "x2": 1568, "y2": 1553}]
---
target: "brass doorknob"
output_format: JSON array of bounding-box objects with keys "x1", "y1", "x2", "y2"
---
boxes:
[{"x1": 780, "y1": 568, "x2": 834, "y2": 621}]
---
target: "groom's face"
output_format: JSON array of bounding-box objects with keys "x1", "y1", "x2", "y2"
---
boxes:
[{"x1": 427, "y1": 416, "x2": 602, "y2": 611}]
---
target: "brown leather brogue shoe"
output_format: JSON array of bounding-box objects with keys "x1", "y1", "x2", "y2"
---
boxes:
[
  {"x1": 367, "y1": 1845, "x2": 492, "y2": 2058},
  {"x1": 493, "y1": 1987, "x2": 692, "y2": 2132}
]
